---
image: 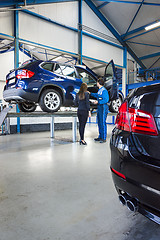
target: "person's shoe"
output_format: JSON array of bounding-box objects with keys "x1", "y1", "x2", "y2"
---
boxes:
[
  {"x1": 94, "y1": 137, "x2": 101, "y2": 141},
  {"x1": 80, "y1": 140, "x2": 87, "y2": 145},
  {"x1": 99, "y1": 139, "x2": 106, "y2": 143}
]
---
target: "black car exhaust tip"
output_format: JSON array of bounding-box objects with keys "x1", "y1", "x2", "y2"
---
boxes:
[
  {"x1": 118, "y1": 193, "x2": 138, "y2": 212},
  {"x1": 126, "y1": 199, "x2": 138, "y2": 212},
  {"x1": 118, "y1": 195, "x2": 127, "y2": 206}
]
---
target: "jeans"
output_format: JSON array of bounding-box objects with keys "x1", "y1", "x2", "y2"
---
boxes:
[{"x1": 97, "y1": 104, "x2": 108, "y2": 140}]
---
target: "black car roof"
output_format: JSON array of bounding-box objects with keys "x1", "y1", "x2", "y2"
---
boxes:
[{"x1": 134, "y1": 83, "x2": 160, "y2": 96}]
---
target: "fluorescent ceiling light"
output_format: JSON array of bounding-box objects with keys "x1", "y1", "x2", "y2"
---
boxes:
[{"x1": 145, "y1": 21, "x2": 160, "y2": 31}]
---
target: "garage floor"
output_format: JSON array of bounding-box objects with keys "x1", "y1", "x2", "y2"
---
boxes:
[{"x1": 0, "y1": 124, "x2": 160, "y2": 240}]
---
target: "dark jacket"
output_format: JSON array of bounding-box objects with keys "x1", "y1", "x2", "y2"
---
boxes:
[{"x1": 74, "y1": 92, "x2": 90, "y2": 111}]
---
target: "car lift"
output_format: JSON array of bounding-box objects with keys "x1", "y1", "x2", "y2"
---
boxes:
[
  {"x1": 1, "y1": 108, "x2": 116, "y2": 141},
  {"x1": 0, "y1": 107, "x2": 10, "y2": 135},
  {"x1": 6, "y1": 111, "x2": 78, "y2": 142}
]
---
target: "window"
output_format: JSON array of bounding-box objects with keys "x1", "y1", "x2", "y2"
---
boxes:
[
  {"x1": 76, "y1": 68, "x2": 97, "y2": 86},
  {"x1": 42, "y1": 63, "x2": 54, "y2": 72},
  {"x1": 54, "y1": 64, "x2": 76, "y2": 77},
  {"x1": 105, "y1": 62, "x2": 114, "y2": 80},
  {"x1": 54, "y1": 64, "x2": 62, "y2": 74}
]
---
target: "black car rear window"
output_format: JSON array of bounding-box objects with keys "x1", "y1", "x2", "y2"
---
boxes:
[{"x1": 129, "y1": 91, "x2": 159, "y2": 115}]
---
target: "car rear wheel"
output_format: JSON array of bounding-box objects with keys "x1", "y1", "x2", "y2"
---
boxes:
[
  {"x1": 18, "y1": 102, "x2": 37, "y2": 112},
  {"x1": 109, "y1": 96, "x2": 122, "y2": 113},
  {"x1": 39, "y1": 89, "x2": 62, "y2": 112}
]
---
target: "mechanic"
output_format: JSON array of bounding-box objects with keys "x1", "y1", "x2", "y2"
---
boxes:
[{"x1": 90, "y1": 77, "x2": 109, "y2": 143}]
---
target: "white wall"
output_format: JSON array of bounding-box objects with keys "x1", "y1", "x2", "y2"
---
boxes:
[
  {"x1": 83, "y1": 35, "x2": 123, "y2": 66},
  {"x1": 0, "y1": 50, "x2": 30, "y2": 103},
  {"x1": 19, "y1": 12, "x2": 78, "y2": 54},
  {"x1": 83, "y1": 2, "x2": 115, "y2": 38},
  {"x1": 0, "y1": 2, "x2": 123, "y2": 66},
  {"x1": 0, "y1": 51, "x2": 14, "y2": 82},
  {"x1": 0, "y1": 1, "x2": 124, "y2": 102},
  {"x1": 19, "y1": 2, "x2": 78, "y2": 54},
  {"x1": 0, "y1": 12, "x2": 13, "y2": 36},
  {"x1": 18, "y1": 1, "x2": 123, "y2": 66},
  {"x1": 31, "y1": 2, "x2": 78, "y2": 29},
  {"x1": 82, "y1": 2, "x2": 123, "y2": 66}
]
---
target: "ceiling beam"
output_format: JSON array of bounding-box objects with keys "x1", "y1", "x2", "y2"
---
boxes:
[
  {"x1": 125, "y1": 26, "x2": 160, "y2": 41},
  {"x1": 140, "y1": 52, "x2": 160, "y2": 60},
  {"x1": 0, "y1": 0, "x2": 76, "y2": 8},
  {"x1": 84, "y1": 0, "x2": 146, "y2": 69},
  {"x1": 122, "y1": 0, "x2": 144, "y2": 39},
  {"x1": 121, "y1": 20, "x2": 160, "y2": 38},
  {"x1": 95, "y1": 0, "x2": 160, "y2": 6},
  {"x1": 127, "y1": 41, "x2": 160, "y2": 48},
  {"x1": 149, "y1": 57, "x2": 160, "y2": 69},
  {"x1": 97, "y1": 2, "x2": 110, "y2": 10}
]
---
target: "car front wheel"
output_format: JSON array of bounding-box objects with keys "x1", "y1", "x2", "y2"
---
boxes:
[
  {"x1": 18, "y1": 102, "x2": 37, "y2": 112},
  {"x1": 109, "y1": 96, "x2": 122, "y2": 113},
  {"x1": 39, "y1": 89, "x2": 62, "y2": 112}
]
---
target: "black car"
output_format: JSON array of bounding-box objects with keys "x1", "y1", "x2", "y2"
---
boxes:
[{"x1": 110, "y1": 83, "x2": 160, "y2": 224}]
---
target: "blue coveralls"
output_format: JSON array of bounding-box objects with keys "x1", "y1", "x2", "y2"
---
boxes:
[{"x1": 91, "y1": 87, "x2": 109, "y2": 140}]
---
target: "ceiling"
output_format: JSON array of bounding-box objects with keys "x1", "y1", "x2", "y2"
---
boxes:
[
  {"x1": 89, "y1": 0, "x2": 160, "y2": 69},
  {"x1": 0, "y1": 0, "x2": 160, "y2": 70}
]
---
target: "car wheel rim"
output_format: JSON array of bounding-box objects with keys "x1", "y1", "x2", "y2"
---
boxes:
[
  {"x1": 44, "y1": 92, "x2": 60, "y2": 110},
  {"x1": 112, "y1": 99, "x2": 122, "y2": 112}
]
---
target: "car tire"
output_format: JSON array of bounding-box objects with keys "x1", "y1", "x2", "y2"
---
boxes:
[
  {"x1": 39, "y1": 89, "x2": 62, "y2": 112},
  {"x1": 18, "y1": 102, "x2": 37, "y2": 112},
  {"x1": 109, "y1": 95, "x2": 122, "y2": 113}
]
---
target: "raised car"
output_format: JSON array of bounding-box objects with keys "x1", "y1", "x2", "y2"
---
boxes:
[{"x1": 3, "y1": 59, "x2": 122, "y2": 112}]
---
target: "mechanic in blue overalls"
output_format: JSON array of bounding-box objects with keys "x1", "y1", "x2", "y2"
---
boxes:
[{"x1": 90, "y1": 77, "x2": 109, "y2": 143}]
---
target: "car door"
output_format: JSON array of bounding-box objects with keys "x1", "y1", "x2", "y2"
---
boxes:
[{"x1": 104, "y1": 60, "x2": 118, "y2": 100}]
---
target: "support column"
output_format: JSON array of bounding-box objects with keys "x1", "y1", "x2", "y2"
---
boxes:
[
  {"x1": 50, "y1": 116, "x2": 55, "y2": 138},
  {"x1": 78, "y1": 0, "x2": 82, "y2": 65},
  {"x1": 14, "y1": 9, "x2": 20, "y2": 133},
  {"x1": 134, "y1": 61, "x2": 137, "y2": 83},
  {"x1": 122, "y1": 47, "x2": 127, "y2": 97},
  {"x1": 72, "y1": 116, "x2": 77, "y2": 143}
]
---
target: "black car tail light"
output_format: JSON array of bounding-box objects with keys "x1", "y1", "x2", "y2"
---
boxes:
[
  {"x1": 116, "y1": 101, "x2": 158, "y2": 136},
  {"x1": 115, "y1": 101, "x2": 130, "y2": 131},
  {"x1": 16, "y1": 69, "x2": 34, "y2": 79},
  {"x1": 129, "y1": 108, "x2": 158, "y2": 136}
]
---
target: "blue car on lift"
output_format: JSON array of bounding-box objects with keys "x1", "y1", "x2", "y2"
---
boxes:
[{"x1": 3, "y1": 59, "x2": 123, "y2": 113}]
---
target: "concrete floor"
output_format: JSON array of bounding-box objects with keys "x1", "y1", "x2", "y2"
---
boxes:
[{"x1": 0, "y1": 124, "x2": 159, "y2": 240}]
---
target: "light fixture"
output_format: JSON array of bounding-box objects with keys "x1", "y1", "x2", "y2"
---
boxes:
[{"x1": 145, "y1": 21, "x2": 160, "y2": 31}]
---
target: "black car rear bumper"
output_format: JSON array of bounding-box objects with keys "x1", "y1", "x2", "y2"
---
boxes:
[
  {"x1": 3, "y1": 88, "x2": 38, "y2": 103},
  {"x1": 111, "y1": 172, "x2": 160, "y2": 224},
  {"x1": 110, "y1": 140, "x2": 160, "y2": 224}
]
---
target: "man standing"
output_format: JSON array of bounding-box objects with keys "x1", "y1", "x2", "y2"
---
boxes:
[{"x1": 90, "y1": 78, "x2": 109, "y2": 143}]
